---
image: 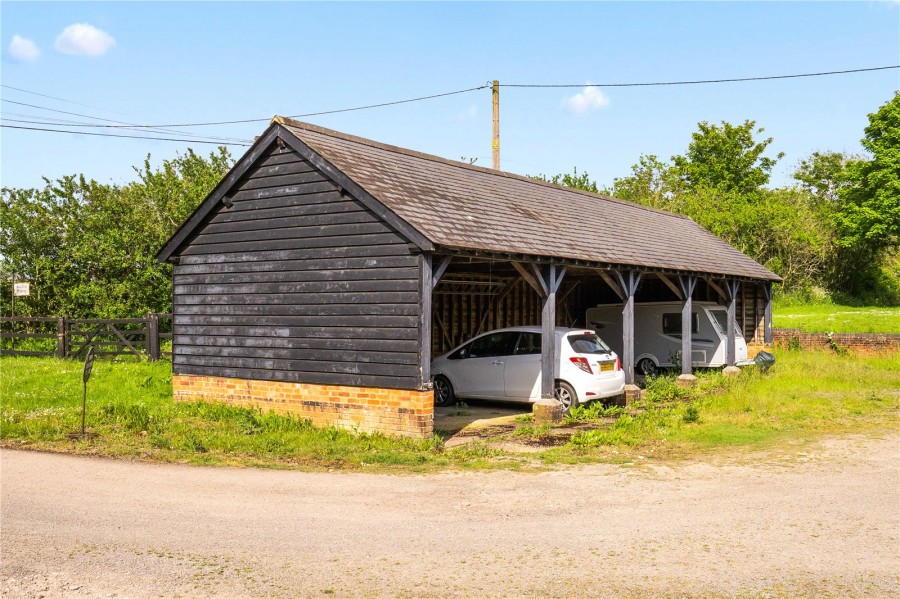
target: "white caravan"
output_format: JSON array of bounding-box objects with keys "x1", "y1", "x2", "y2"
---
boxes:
[{"x1": 585, "y1": 301, "x2": 750, "y2": 375}]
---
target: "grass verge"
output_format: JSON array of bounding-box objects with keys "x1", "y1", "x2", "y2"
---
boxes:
[
  {"x1": 1, "y1": 350, "x2": 897, "y2": 471},
  {"x1": 773, "y1": 303, "x2": 900, "y2": 334}
]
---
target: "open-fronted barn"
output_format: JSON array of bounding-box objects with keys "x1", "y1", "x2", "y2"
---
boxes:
[{"x1": 158, "y1": 117, "x2": 780, "y2": 438}]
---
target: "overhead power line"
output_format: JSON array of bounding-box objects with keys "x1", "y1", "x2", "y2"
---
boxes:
[
  {"x1": 0, "y1": 84, "x2": 136, "y2": 117},
  {"x1": 502, "y1": 65, "x2": 900, "y2": 88},
  {"x1": 29, "y1": 85, "x2": 493, "y2": 129},
  {"x1": 2, "y1": 65, "x2": 895, "y2": 148},
  {"x1": 0, "y1": 124, "x2": 251, "y2": 146},
  {"x1": 0, "y1": 98, "x2": 251, "y2": 145}
]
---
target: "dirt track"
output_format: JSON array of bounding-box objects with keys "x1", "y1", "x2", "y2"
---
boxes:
[{"x1": 2, "y1": 436, "x2": 898, "y2": 598}]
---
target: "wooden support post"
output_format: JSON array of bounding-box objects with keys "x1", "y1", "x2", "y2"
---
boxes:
[
  {"x1": 724, "y1": 280, "x2": 740, "y2": 368},
  {"x1": 741, "y1": 284, "x2": 748, "y2": 341},
  {"x1": 614, "y1": 270, "x2": 642, "y2": 386},
  {"x1": 540, "y1": 267, "x2": 555, "y2": 400},
  {"x1": 419, "y1": 254, "x2": 434, "y2": 390},
  {"x1": 538, "y1": 264, "x2": 566, "y2": 400},
  {"x1": 533, "y1": 264, "x2": 566, "y2": 423},
  {"x1": 763, "y1": 282, "x2": 773, "y2": 345},
  {"x1": 56, "y1": 316, "x2": 67, "y2": 359},
  {"x1": 492, "y1": 80, "x2": 500, "y2": 170},
  {"x1": 147, "y1": 313, "x2": 160, "y2": 362},
  {"x1": 677, "y1": 275, "x2": 698, "y2": 380}
]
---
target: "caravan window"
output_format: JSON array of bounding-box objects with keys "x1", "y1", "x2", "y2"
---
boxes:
[
  {"x1": 662, "y1": 312, "x2": 699, "y2": 335},
  {"x1": 710, "y1": 309, "x2": 743, "y2": 337}
]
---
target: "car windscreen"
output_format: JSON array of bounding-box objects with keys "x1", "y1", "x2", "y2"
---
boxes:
[
  {"x1": 567, "y1": 333, "x2": 611, "y2": 355},
  {"x1": 710, "y1": 309, "x2": 742, "y2": 337}
]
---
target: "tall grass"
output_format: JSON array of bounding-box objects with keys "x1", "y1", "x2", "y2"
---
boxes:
[
  {"x1": 568, "y1": 350, "x2": 899, "y2": 451},
  {"x1": 0, "y1": 358, "x2": 447, "y2": 470}
]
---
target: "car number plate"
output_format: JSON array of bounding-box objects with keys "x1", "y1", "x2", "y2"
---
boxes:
[{"x1": 599, "y1": 361, "x2": 614, "y2": 372}]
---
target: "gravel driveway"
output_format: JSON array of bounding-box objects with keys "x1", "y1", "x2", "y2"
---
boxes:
[{"x1": 2, "y1": 435, "x2": 898, "y2": 598}]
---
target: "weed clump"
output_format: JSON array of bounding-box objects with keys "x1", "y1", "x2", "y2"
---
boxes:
[
  {"x1": 643, "y1": 375, "x2": 693, "y2": 403},
  {"x1": 565, "y1": 402, "x2": 625, "y2": 423},
  {"x1": 682, "y1": 403, "x2": 701, "y2": 424}
]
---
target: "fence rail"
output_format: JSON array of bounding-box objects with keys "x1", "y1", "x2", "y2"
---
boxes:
[{"x1": 0, "y1": 314, "x2": 172, "y2": 361}]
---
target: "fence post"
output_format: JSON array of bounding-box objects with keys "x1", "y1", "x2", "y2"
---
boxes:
[
  {"x1": 57, "y1": 316, "x2": 67, "y2": 358},
  {"x1": 147, "y1": 313, "x2": 160, "y2": 362}
]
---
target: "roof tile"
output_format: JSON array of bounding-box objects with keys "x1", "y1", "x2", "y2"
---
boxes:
[{"x1": 279, "y1": 118, "x2": 780, "y2": 282}]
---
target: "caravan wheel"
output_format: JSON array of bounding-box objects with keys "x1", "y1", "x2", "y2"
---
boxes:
[{"x1": 637, "y1": 358, "x2": 659, "y2": 377}]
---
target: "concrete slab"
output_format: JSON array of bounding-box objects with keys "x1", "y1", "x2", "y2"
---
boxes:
[{"x1": 434, "y1": 400, "x2": 530, "y2": 446}]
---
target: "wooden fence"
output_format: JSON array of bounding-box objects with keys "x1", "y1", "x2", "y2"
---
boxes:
[{"x1": 0, "y1": 314, "x2": 172, "y2": 361}]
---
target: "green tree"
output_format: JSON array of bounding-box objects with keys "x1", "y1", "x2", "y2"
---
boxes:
[
  {"x1": 0, "y1": 148, "x2": 233, "y2": 318},
  {"x1": 793, "y1": 151, "x2": 855, "y2": 206},
  {"x1": 610, "y1": 154, "x2": 681, "y2": 210},
  {"x1": 672, "y1": 119, "x2": 784, "y2": 194},
  {"x1": 836, "y1": 92, "x2": 900, "y2": 253},
  {"x1": 533, "y1": 167, "x2": 600, "y2": 193}
]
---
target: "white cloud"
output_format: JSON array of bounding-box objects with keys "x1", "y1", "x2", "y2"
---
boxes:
[
  {"x1": 55, "y1": 23, "x2": 115, "y2": 56},
  {"x1": 9, "y1": 35, "x2": 40, "y2": 62},
  {"x1": 563, "y1": 84, "x2": 610, "y2": 115},
  {"x1": 457, "y1": 105, "x2": 478, "y2": 121}
]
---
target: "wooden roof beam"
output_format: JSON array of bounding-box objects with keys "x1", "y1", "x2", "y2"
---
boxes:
[
  {"x1": 512, "y1": 262, "x2": 546, "y2": 298},
  {"x1": 595, "y1": 269, "x2": 625, "y2": 301},
  {"x1": 432, "y1": 255, "x2": 452, "y2": 289},
  {"x1": 657, "y1": 273, "x2": 684, "y2": 300},
  {"x1": 705, "y1": 278, "x2": 728, "y2": 302}
]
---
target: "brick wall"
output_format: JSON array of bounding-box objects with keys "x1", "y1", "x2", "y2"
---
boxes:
[
  {"x1": 173, "y1": 375, "x2": 434, "y2": 438},
  {"x1": 772, "y1": 328, "x2": 900, "y2": 355}
]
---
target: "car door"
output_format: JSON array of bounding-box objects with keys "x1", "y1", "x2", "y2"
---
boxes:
[
  {"x1": 453, "y1": 331, "x2": 518, "y2": 399},
  {"x1": 503, "y1": 332, "x2": 542, "y2": 400}
]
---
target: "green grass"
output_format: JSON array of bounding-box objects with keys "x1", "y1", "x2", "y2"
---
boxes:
[
  {"x1": 773, "y1": 303, "x2": 900, "y2": 334},
  {"x1": 565, "y1": 350, "x2": 899, "y2": 455},
  {"x1": 2, "y1": 351, "x2": 898, "y2": 470},
  {"x1": 0, "y1": 358, "x2": 453, "y2": 471}
]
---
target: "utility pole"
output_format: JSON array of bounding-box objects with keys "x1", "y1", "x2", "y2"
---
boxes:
[{"x1": 492, "y1": 80, "x2": 500, "y2": 170}]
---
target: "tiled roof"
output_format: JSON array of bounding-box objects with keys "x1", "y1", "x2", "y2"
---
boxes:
[{"x1": 277, "y1": 117, "x2": 780, "y2": 282}]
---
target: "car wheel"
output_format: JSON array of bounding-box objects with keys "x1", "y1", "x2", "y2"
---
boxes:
[
  {"x1": 554, "y1": 381, "x2": 579, "y2": 412},
  {"x1": 433, "y1": 376, "x2": 456, "y2": 407},
  {"x1": 637, "y1": 358, "x2": 658, "y2": 377}
]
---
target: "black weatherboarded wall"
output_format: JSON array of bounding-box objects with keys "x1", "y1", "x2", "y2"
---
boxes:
[{"x1": 171, "y1": 142, "x2": 422, "y2": 389}]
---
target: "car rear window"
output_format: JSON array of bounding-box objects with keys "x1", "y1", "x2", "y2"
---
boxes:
[{"x1": 567, "y1": 333, "x2": 611, "y2": 355}]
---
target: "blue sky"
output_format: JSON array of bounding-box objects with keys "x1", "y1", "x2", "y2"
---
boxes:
[{"x1": 2, "y1": 2, "x2": 898, "y2": 191}]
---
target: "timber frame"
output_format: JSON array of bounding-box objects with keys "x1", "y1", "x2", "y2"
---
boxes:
[
  {"x1": 159, "y1": 117, "x2": 780, "y2": 430},
  {"x1": 424, "y1": 248, "x2": 773, "y2": 394}
]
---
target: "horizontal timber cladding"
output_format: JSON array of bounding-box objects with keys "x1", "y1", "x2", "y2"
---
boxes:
[{"x1": 172, "y1": 142, "x2": 422, "y2": 390}]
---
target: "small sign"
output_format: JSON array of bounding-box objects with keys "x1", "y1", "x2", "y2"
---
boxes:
[
  {"x1": 13, "y1": 282, "x2": 30, "y2": 296},
  {"x1": 83, "y1": 347, "x2": 96, "y2": 384}
]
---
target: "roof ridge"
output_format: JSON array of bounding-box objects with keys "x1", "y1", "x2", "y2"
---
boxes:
[{"x1": 273, "y1": 116, "x2": 691, "y2": 221}]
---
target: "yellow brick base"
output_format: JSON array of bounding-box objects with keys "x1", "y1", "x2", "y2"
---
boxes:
[{"x1": 172, "y1": 375, "x2": 434, "y2": 438}]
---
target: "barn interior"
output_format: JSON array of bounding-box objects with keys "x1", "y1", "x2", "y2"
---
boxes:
[{"x1": 430, "y1": 255, "x2": 768, "y2": 358}]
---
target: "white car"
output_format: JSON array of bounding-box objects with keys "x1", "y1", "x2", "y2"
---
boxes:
[{"x1": 431, "y1": 327, "x2": 626, "y2": 410}]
